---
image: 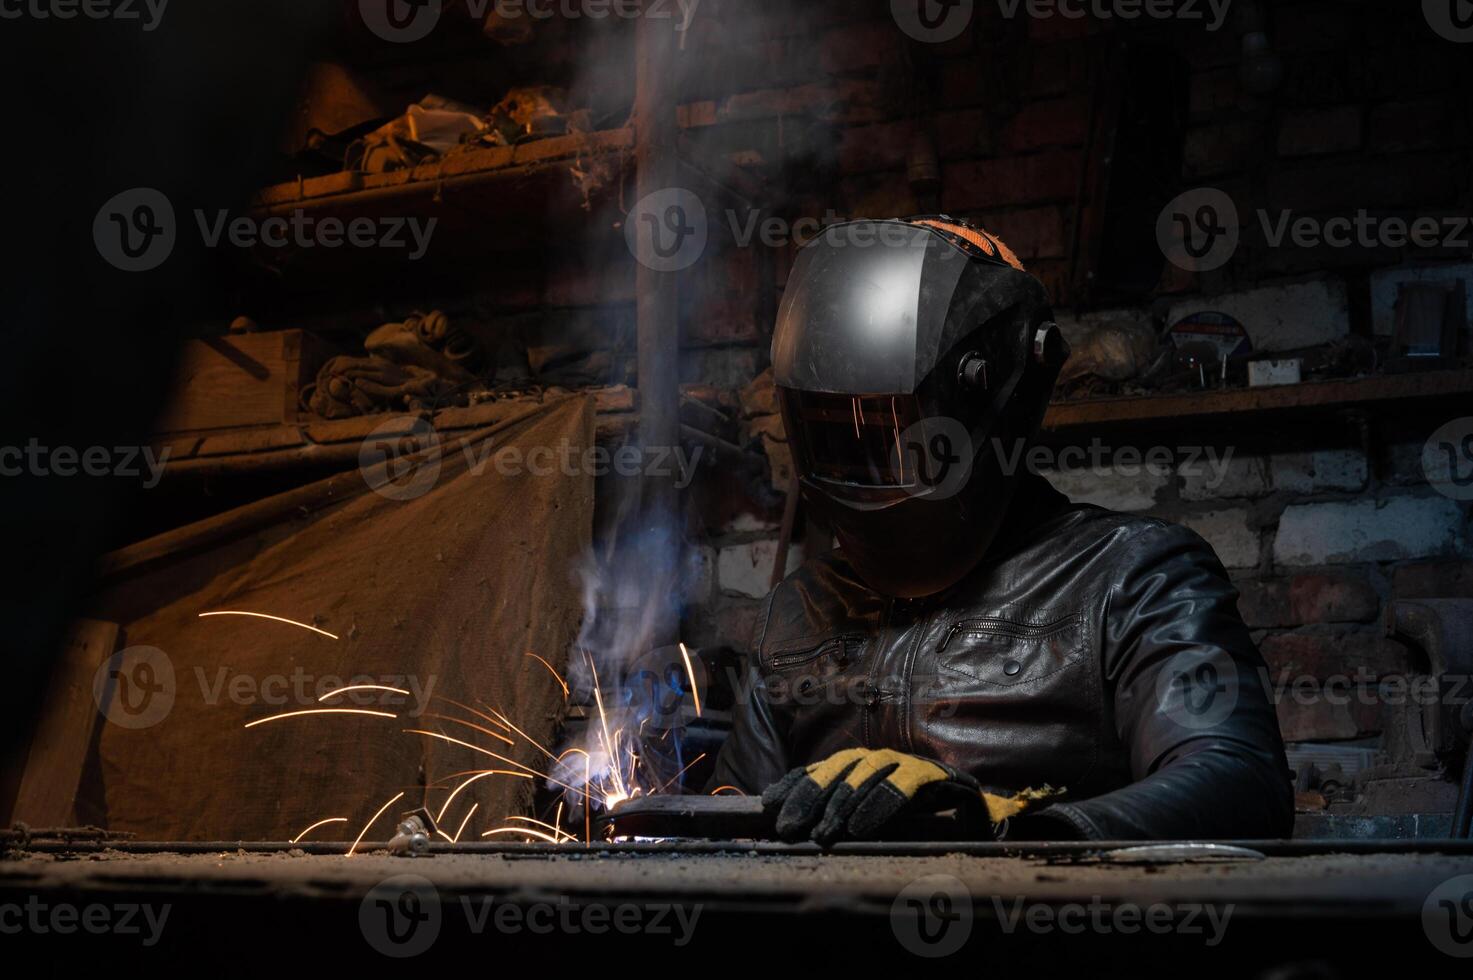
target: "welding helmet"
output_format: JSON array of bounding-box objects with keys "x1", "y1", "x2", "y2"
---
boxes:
[{"x1": 773, "y1": 217, "x2": 1068, "y2": 598}]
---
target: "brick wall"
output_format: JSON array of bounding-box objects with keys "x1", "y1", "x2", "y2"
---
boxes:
[{"x1": 284, "y1": 2, "x2": 1472, "y2": 821}]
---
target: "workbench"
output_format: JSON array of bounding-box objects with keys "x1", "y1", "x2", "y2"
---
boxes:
[{"x1": 5, "y1": 839, "x2": 1472, "y2": 970}]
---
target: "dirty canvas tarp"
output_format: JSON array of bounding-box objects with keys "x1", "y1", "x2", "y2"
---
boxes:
[{"x1": 85, "y1": 396, "x2": 594, "y2": 841}]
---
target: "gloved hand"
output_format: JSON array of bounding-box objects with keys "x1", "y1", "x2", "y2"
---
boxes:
[{"x1": 762, "y1": 748, "x2": 1016, "y2": 845}]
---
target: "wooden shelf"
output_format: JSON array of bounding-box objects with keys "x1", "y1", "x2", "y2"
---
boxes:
[
  {"x1": 1042, "y1": 368, "x2": 1473, "y2": 432},
  {"x1": 254, "y1": 128, "x2": 632, "y2": 214}
]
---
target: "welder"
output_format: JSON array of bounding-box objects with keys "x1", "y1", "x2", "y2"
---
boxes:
[{"x1": 710, "y1": 217, "x2": 1293, "y2": 843}]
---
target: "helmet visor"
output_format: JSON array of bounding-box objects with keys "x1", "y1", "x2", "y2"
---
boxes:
[
  {"x1": 783, "y1": 391, "x2": 925, "y2": 490},
  {"x1": 771, "y1": 221, "x2": 970, "y2": 395}
]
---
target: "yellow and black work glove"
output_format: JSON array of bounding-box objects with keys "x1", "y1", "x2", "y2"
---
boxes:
[{"x1": 762, "y1": 748, "x2": 1004, "y2": 846}]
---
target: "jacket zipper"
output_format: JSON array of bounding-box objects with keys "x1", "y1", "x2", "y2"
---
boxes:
[
  {"x1": 937, "y1": 615, "x2": 1075, "y2": 652},
  {"x1": 768, "y1": 633, "x2": 863, "y2": 670}
]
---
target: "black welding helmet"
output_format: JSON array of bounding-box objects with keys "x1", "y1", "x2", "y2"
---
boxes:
[{"x1": 773, "y1": 218, "x2": 1068, "y2": 597}]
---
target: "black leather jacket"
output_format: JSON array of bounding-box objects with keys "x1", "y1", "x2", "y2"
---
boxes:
[{"x1": 710, "y1": 475, "x2": 1294, "y2": 840}]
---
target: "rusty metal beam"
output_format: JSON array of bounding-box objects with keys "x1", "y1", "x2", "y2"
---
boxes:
[{"x1": 635, "y1": 3, "x2": 682, "y2": 647}]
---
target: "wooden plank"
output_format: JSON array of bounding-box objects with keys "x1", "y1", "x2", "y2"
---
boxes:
[
  {"x1": 248, "y1": 128, "x2": 635, "y2": 216},
  {"x1": 1043, "y1": 369, "x2": 1473, "y2": 431},
  {"x1": 12, "y1": 619, "x2": 121, "y2": 826}
]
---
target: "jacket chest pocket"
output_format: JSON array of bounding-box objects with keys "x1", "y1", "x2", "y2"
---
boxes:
[
  {"x1": 763, "y1": 633, "x2": 866, "y2": 702},
  {"x1": 931, "y1": 614, "x2": 1084, "y2": 688}
]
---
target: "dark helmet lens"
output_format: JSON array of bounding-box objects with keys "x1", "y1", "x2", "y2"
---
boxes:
[{"x1": 782, "y1": 390, "x2": 926, "y2": 490}]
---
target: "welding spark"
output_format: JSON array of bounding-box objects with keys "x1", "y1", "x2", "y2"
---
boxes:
[
  {"x1": 347, "y1": 791, "x2": 405, "y2": 856},
  {"x1": 654, "y1": 752, "x2": 707, "y2": 794},
  {"x1": 435, "y1": 769, "x2": 531, "y2": 823},
  {"x1": 481, "y1": 827, "x2": 563, "y2": 844},
  {"x1": 678, "y1": 642, "x2": 703, "y2": 718},
  {"x1": 451, "y1": 803, "x2": 479, "y2": 843},
  {"x1": 524, "y1": 652, "x2": 570, "y2": 699},
  {"x1": 481, "y1": 703, "x2": 561, "y2": 762},
  {"x1": 244, "y1": 708, "x2": 396, "y2": 728},
  {"x1": 709, "y1": 785, "x2": 746, "y2": 796},
  {"x1": 403, "y1": 729, "x2": 601, "y2": 806},
  {"x1": 506, "y1": 815, "x2": 576, "y2": 842},
  {"x1": 419, "y1": 712, "x2": 515, "y2": 747},
  {"x1": 432, "y1": 695, "x2": 513, "y2": 733},
  {"x1": 318, "y1": 684, "x2": 410, "y2": 702},
  {"x1": 198, "y1": 610, "x2": 339, "y2": 640},
  {"x1": 585, "y1": 649, "x2": 629, "y2": 803},
  {"x1": 290, "y1": 817, "x2": 347, "y2": 843}
]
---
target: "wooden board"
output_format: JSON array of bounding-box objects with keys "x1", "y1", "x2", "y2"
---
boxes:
[
  {"x1": 11, "y1": 619, "x2": 121, "y2": 826},
  {"x1": 1042, "y1": 368, "x2": 1473, "y2": 431},
  {"x1": 153, "y1": 331, "x2": 332, "y2": 433}
]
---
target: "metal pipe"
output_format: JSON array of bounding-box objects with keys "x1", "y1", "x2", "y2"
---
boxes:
[{"x1": 634, "y1": 0, "x2": 682, "y2": 648}]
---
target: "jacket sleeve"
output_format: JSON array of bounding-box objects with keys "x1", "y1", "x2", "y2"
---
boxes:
[
  {"x1": 705, "y1": 594, "x2": 791, "y2": 794},
  {"x1": 1009, "y1": 522, "x2": 1295, "y2": 841}
]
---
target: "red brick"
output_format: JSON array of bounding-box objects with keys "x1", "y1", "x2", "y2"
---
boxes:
[
  {"x1": 1259, "y1": 630, "x2": 1412, "y2": 681},
  {"x1": 1277, "y1": 106, "x2": 1362, "y2": 158},
  {"x1": 543, "y1": 251, "x2": 634, "y2": 307},
  {"x1": 1237, "y1": 578, "x2": 1289, "y2": 629},
  {"x1": 836, "y1": 120, "x2": 913, "y2": 175},
  {"x1": 818, "y1": 20, "x2": 901, "y2": 74},
  {"x1": 681, "y1": 247, "x2": 762, "y2": 347},
  {"x1": 969, "y1": 206, "x2": 1068, "y2": 260},
  {"x1": 1265, "y1": 151, "x2": 1465, "y2": 212},
  {"x1": 941, "y1": 57, "x2": 988, "y2": 108},
  {"x1": 1275, "y1": 698, "x2": 1381, "y2": 742},
  {"x1": 1001, "y1": 97, "x2": 1089, "y2": 152},
  {"x1": 942, "y1": 150, "x2": 1082, "y2": 211},
  {"x1": 1366, "y1": 99, "x2": 1458, "y2": 154},
  {"x1": 1189, "y1": 67, "x2": 1239, "y2": 120},
  {"x1": 1287, "y1": 572, "x2": 1380, "y2": 625},
  {"x1": 934, "y1": 108, "x2": 994, "y2": 161},
  {"x1": 841, "y1": 172, "x2": 919, "y2": 219},
  {"x1": 1391, "y1": 561, "x2": 1473, "y2": 600},
  {"x1": 1026, "y1": 11, "x2": 1102, "y2": 42},
  {"x1": 1183, "y1": 120, "x2": 1258, "y2": 179}
]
